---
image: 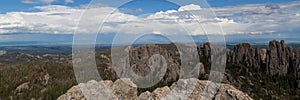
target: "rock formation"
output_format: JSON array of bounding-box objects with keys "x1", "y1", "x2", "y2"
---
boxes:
[
  {"x1": 15, "y1": 71, "x2": 50, "y2": 95},
  {"x1": 295, "y1": 48, "x2": 300, "y2": 88},
  {"x1": 86, "y1": 40, "x2": 300, "y2": 99},
  {"x1": 228, "y1": 43, "x2": 256, "y2": 68},
  {"x1": 226, "y1": 40, "x2": 297, "y2": 76},
  {"x1": 97, "y1": 44, "x2": 202, "y2": 85},
  {"x1": 266, "y1": 40, "x2": 291, "y2": 76},
  {"x1": 197, "y1": 42, "x2": 211, "y2": 63},
  {"x1": 15, "y1": 82, "x2": 30, "y2": 94},
  {"x1": 295, "y1": 48, "x2": 300, "y2": 79},
  {"x1": 128, "y1": 44, "x2": 180, "y2": 82},
  {"x1": 0, "y1": 50, "x2": 6, "y2": 56},
  {"x1": 57, "y1": 78, "x2": 252, "y2": 100},
  {"x1": 227, "y1": 43, "x2": 267, "y2": 71}
]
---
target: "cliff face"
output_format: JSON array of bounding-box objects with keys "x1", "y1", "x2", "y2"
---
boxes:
[
  {"x1": 97, "y1": 43, "x2": 203, "y2": 84},
  {"x1": 266, "y1": 40, "x2": 293, "y2": 76},
  {"x1": 128, "y1": 44, "x2": 181, "y2": 83},
  {"x1": 82, "y1": 40, "x2": 300, "y2": 99},
  {"x1": 228, "y1": 43, "x2": 266, "y2": 70},
  {"x1": 118, "y1": 40, "x2": 300, "y2": 79},
  {"x1": 57, "y1": 78, "x2": 252, "y2": 100},
  {"x1": 296, "y1": 48, "x2": 300, "y2": 79},
  {"x1": 227, "y1": 40, "x2": 298, "y2": 77}
]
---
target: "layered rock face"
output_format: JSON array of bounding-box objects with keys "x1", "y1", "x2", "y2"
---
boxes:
[
  {"x1": 227, "y1": 43, "x2": 256, "y2": 68},
  {"x1": 266, "y1": 40, "x2": 293, "y2": 76},
  {"x1": 227, "y1": 43, "x2": 268, "y2": 71},
  {"x1": 128, "y1": 44, "x2": 180, "y2": 83},
  {"x1": 295, "y1": 48, "x2": 300, "y2": 79},
  {"x1": 97, "y1": 44, "x2": 203, "y2": 84},
  {"x1": 198, "y1": 42, "x2": 211, "y2": 63},
  {"x1": 90, "y1": 40, "x2": 300, "y2": 100},
  {"x1": 58, "y1": 78, "x2": 252, "y2": 100},
  {"x1": 227, "y1": 40, "x2": 297, "y2": 76}
]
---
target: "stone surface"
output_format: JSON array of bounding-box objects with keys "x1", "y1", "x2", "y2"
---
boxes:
[
  {"x1": 226, "y1": 40, "x2": 296, "y2": 76},
  {"x1": 198, "y1": 62, "x2": 206, "y2": 75},
  {"x1": 260, "y1": 48, "x2": 267, "y2": 64},
  {"x1": 266, "y1": 40, "x2": 291, "y2": 76},
  {"x1": 295, "y1": 48, "x2": 300, "y2": 79},
  {"x1": 58, "y1": 78, "x2": 252, "y2": 100},
  {"x1": 0, "y1": 50, "x2": 6, "y2": 56},
  {"x1": 112, "y1": 78, "x2": 138, "y2": 99},
  {"x1": 198, "y1": 42, "x2": 211, "y2": 63},
  {"x1": 295, "y1": 48, "x2": 300, "y2": 88},
  {"x1": 227, "y1": 43, "x2": 258, "y2": 69},
  {"x1": 98, "y1": 43, "x2": 202, "y2": 85},
  {"x1": 57, "y1": 86, "x2": 85, "y2": 100},
  {"x1": 15, "y1": 82, "x2": 30, "y2": 93}
]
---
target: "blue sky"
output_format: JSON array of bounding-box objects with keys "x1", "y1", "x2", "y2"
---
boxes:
[
  {"x1": 0, "y1": 0, "x2": 300, "y2": 45},
  {"x1": 0, "y1": 0, "x2": 297, "y2": 13},
  {"x1": 0, "y1": 0, "x2": 89, "y2": 13}
]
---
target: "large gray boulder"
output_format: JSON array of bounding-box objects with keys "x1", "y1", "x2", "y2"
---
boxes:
[{"x1": 58, "y1": 78, "x2": 253, "y2": 100}]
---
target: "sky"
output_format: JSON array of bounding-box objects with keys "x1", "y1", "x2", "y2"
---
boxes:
[
  {"x1": 0, "y1": 0, "x2": 300, "y2": 45},
  {"x1": 0, "y1": 0, "x2": 296, "y2": 13}
]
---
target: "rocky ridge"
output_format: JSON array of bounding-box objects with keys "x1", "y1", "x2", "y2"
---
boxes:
[
  {"x1": 58, "y1": 78, "x2": 252, "y2": 100},
  {"x1": 97, "y1": 40, "x2": 300, "y2": 86},
  {"x1": 97, "y1": 43, "x2": 203, "y2": 85},
  {"x1": 54, "y1": 40, "x2": 300, "y2": 99},
  {"x1": 93, "y1": 40, "x2": 300, "y2": 99},
  {"x1": 227, "y1": 40, "x2": 299, "y2": 78}
]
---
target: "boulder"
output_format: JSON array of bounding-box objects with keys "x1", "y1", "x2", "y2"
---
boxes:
[
  {"x1": 112, "y1": 78, "x2": 138, "y2": 99},
  {"x1": 15, "y1": 82, "x2": 30, "y2": 93},
  {"x1": 58, "y1": 78, "x2": 253, "y2": 100},
  {"x1": 57, "y1": 86, "x2": 85, "y2": 100}
]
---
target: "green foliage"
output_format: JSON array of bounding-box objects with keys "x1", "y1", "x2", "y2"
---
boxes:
[
  {"x1": 226, "y1": 64, "x2": 300, "y2": 99},
  {"x1": 0, "y1": 62, "x2": 76, "y2": 99}
]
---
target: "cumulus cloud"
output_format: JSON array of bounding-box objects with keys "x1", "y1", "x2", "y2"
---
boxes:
[
  {"x1": 1, "y1": 1, "x2": 300, "y2": 36},
  {"x1": 21, "y1": 0, "x2": 56, "y2": 4},
  {"x1": 21, "y1": 0, "x2": 74, "y2": 4},
  {"x1": 119, "y1": 8, "x2": 143, "y2": 14},
  {"x1": 21, "y1": 0, "x2": 37, "y2": 4},
  {"x1": 64, "y1": 0, "x2": 74, "y2": 4},
  {"x1": 0, "y1": 5, "x2": 81, "y2": 34},
  {"x1": 178, "y1": 4, "x2": 202, "y2": 12},
  {"x1": 41, "y1": 0, "x2": 55, "y2": 4}
]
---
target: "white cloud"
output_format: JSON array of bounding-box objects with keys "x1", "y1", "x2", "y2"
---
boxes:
[
  {"x1": 21, "y1": 0, "x2": 73, "y2": 4},
  {"x1": 64, "y1": 0, "x2": 74, "y2": 4},
  {"x1": 40, "y1": 0, "x2": 55, "y2": 4},
  {"x1": 21, "y1": 0, "x2": 37, "y2": 4},
  {"x1": 21, "y1": 0, "x2": 55, "y2": 4},
  {"x1": 178, "y1": 4, "x2": 202, "y2": 12},
  {"x1": 0, "y1": 5, "x2": 82, "y2": 34},
  {"x1": 1, "y1": 2, "x2": 300, "y2": 36},
  {"x1": 120, "y1": 8, "x2": 143, "y2": 14}
]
